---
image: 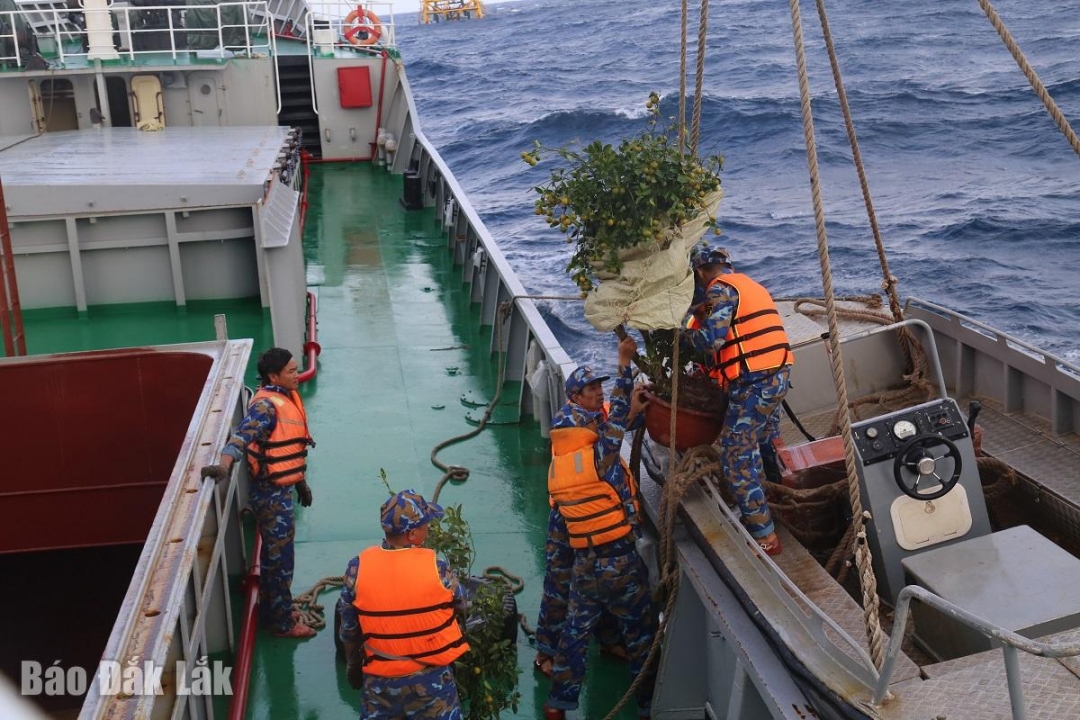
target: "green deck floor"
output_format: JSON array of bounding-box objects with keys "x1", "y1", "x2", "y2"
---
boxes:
[{"x1": 251, "y1": 164, "x2": 640, "y2": 719}]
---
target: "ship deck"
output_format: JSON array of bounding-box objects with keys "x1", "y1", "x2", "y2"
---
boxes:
[{"x1": 20, "y1": 162, "x2": 638, "y2": 719}]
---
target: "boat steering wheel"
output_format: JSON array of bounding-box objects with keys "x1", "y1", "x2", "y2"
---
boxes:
[{"x1": 892, "y1": 434, "x2": 962, "y2": 501}]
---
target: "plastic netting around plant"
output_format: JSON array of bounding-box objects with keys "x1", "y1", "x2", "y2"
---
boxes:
[{"x1": 583, "y1": 188, "x2": 722, "y2": 332}]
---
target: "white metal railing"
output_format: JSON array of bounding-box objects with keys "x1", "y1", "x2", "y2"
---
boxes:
[
  {"x1": 872, "y1": 585, "x2": 1080, "y2": 719},
  {"x1": 1, "y1": 1, "x2": 276, "y2": 67}
]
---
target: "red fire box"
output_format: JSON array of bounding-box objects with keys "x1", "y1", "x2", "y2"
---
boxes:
[{"x1": 338, "y1": 67, "x2": 373, "y2": 108}]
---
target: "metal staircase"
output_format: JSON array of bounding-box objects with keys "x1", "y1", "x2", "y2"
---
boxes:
[
  {"x1": 13, "y1": 0, "x2": 80, "y2": 41},
  {"x1": 251, "y1": 0, "x2": 311, "y2": 39},
  {"x1": 276, "y1": 55, "x2": 320, "y2": 156}
]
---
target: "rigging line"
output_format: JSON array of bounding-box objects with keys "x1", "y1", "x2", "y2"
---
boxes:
[
  {"x1": 787, "y1": 0, "x2": 887, "y2": 670},
  {"x1": 678, "y1": 0, "x2": 688, "y2": 151},
  {"x1": 813, "y1": 0, "x2": 916, "y2": 373},
  {"x1": 977, "y1": 0, "x2": 1080, "y2": 159},
  {"x1": 689, "y1": 0, "x2": 710, "y2": 155},
  {"x1": 603, "y1": 339, "x2": 684, "y2": 720},
  {"x1": 812, "y1": 0, "x2": 901, "y2": 323}
]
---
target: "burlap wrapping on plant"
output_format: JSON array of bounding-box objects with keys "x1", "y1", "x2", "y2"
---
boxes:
[{"x1": 584, "y1": 190, "x2": 723, "y2": 332}]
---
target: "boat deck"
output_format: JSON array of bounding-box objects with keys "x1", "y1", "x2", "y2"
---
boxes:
[{"x1": 768, "y1": 305, "x2": 1080, "y2": 716}]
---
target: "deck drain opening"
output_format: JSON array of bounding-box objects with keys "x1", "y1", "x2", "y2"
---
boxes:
[{"x1": 144, "y1": 610, "x2": 161, "y2": 618}]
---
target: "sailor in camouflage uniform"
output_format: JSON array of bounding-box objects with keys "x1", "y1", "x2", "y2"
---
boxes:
[
  {"x1": 337, "y1": 490, "x2": 468, "y2": 720},
  {"x1": 201, "y1": 347, "x2": 317, "y2": 637},
  {"x1": 683, "y1": 242, "x2": 793, "y2": 556},
  {"x1": 534, "y1": 497, "x2": 628, "y2": 676},
  {"x1": 543, "y1": 336, "x2": 658, "y2": 719}
]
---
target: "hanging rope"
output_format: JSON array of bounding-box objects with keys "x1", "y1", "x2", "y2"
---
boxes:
[
  {"x1": 787, "y1": 0, "x2": 887, "y2": 670},
  {"x1": 811, "y1": 0, "x2": 919, "y2": 374},
  {"x1": 678, "y1": 0, "x2": 689, "y2": 152},
  {"x1": 689, "y1": 0, "x2": 710, "y2": 155},
  {"x1": 977, "y1": 0, "x2": 1080, "y2": 159}
]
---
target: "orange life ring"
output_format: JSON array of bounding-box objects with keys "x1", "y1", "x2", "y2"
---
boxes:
[{"x1": 343, "y1": 7, "x2": 382, "y2": 46}]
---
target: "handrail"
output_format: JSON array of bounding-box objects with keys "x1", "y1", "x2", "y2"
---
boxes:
[
  {"x1": 225, "y1": 524, "x2": 262, "y2": 720},
  {"x1": 395, "y1": 68, "x2": 578, "y2": 386},
  {"x1": 871, "y1": 584, "x2": 1080, "y2": 716},
  {"x1": 798, "y1": 316, "x2": 949, "y2": 401},
  {"x1": 0, "y1": 2, "x2": 275, "y2": 68},
  {"x1": 304, "y1": 13, "x2": 318, "y2": 115},
  {"x1": 297, "y1": 290, "x2": 321, "y2": 383},
  {"x1": 270, "y1": 21, "x2": 282, "y2": 114}
]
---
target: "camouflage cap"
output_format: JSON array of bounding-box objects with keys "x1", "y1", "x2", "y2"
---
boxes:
[
  {"x1": 565, "y1": 366, "x2": 610, "y2": 398},
  {"x1": 689, "y1": 241, "x2": 731, "y2": 271},
  {"x1": 380, "y1": 489, "x2": 445, "y2": 534}
]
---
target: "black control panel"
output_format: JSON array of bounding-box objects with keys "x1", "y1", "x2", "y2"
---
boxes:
[{"x1": 852, "y1": 399, "x2": 969, "y2": 466}]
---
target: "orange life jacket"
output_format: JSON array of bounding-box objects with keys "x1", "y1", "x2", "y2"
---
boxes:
[
  {"x1": 548, "y1": 425, "x2": 639, "y2": 549},
  {"x1": 245, "y1": 388, "x2": 313, "y2": 486},
  {"x1": 352, "y1": 546, "x2": 469, "y2": 677},
  {"x1": 688, "y1": 273, "x2": 793, "y2": 383}
]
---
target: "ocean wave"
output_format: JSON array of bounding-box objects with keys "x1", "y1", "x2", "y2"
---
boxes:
[{"x1": 398, "y1": 0, "x2": 1080, "y2": 359}]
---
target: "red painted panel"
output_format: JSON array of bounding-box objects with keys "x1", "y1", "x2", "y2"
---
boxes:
[
  {"x1": 338, "y1": 66, "x2": 373, "y2": 108},
  {"x1": 0, "y1": 350, "x2": 212, "y2": 553}
]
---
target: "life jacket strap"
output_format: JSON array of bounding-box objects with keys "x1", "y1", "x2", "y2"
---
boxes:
[
  {"x1": 362, "y1": 635, "x2": 467, "y2": 666},
  {"x1": 361, "y1": 613, "x2": 457, "y2": 640},
  {"x1": 354, "y1": 600, "x2": 456, "y2": 617}
]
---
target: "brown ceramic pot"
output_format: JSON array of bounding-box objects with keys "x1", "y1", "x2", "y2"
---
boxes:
[{"x1": 642, "y1": 390, "x2": 725, "y2": 451}]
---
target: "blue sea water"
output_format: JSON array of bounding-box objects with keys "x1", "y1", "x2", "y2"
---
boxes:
[{"x1": 396, "y1": 0, "x2": 1080, "y2": 369}]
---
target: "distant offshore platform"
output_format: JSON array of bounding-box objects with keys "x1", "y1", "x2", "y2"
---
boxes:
[{"x1": 420, "y1": 0, "x2": 485, "y2": 23}]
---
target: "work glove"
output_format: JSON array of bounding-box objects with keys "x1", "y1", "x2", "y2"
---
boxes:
[
  {"x1": 346, "y1": 651, "x2": 364, "y2": 689},
  {"x1": 296, "y1": 480, "x2": 313, "y2": 508},
  {"x1": 200, "y1": 464, "x2": 231, "y2": 483}
]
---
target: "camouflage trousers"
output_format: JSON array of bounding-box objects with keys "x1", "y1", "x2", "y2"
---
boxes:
[
  {"x1": 535, "y1": 508, "x2": 622, "y2": 658},
  {"x1": 547, "y1": 542, "x2": 658, "y2": 714},
  {"x1": 361, "y1": 666, "x2": 461, "y2": 720},
  {"x1": 720, "y1": 366, "x2": 791, "y2": 539},
  {"x1": 250, "y1": 481, "x2": 296, "y2": 633}
]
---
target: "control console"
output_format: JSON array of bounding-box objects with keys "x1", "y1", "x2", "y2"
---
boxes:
[
  {"x1": 853, "y1": 400, "x2": 969, "y2": 466},
  {"x1": 849, "y1": 397, "x2": 990, "y2": 604}
]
